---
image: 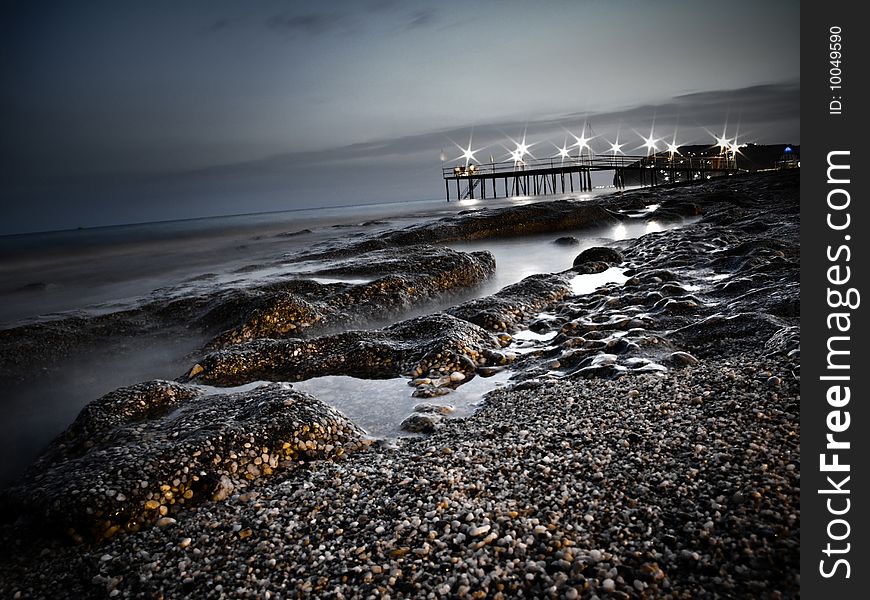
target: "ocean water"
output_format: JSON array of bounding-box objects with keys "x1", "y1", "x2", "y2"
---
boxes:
[
  {"x1": 0, "y1": 191, "x2": 617, "y2": 327},
  {"x1": 1, "y1": 187, "x2": 659, "y2": 485}
]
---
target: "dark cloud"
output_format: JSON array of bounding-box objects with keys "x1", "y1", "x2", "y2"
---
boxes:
[
  {"x1": 266, "y1": 11, "x2": 344, "y2": 36},
  {"x1": 248, "y1": 80, "x2": 800, "y2": 167},
  {"x1": 405, "y1": 8, "x2": 437, "y2": 30},
  {"x1": 206, "y1": 17, "x2": 233, "y2": 33},
  {"x1": 364, "y1": 0, "x2": 400, "y2": 14}
]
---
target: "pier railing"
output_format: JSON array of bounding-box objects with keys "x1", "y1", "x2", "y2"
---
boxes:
[
  {"x1": 441, "y1": 153, "x2": 738, "y2": 200},
  {"x1": 442, "y1": 154, "x2": 735, "y2": 178}
]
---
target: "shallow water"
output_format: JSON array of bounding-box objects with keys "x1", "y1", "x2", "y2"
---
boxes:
[
  {"x1": 193, "y1": 370, "x2": 512, "y2": 439},
  {"x1": 447, "y1": 219, "x2": 671, "y2": 298},
  {"x1": 570, "y1": 267, "x2": 629, "y2": 295},
  {"x1": 293, "y1": 371, "x2": 512, "y2": 437}
]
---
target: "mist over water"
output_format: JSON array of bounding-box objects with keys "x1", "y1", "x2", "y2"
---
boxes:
[{"x1": 0, "y1": 331, "x2": 207, "y2": 486}]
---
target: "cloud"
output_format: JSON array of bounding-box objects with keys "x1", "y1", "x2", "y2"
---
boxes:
[
  {"x1": 266, "y1": 11, "x2": 345, "y2": 36},
  {"x1": 404, "y1": 8, "x2": 437, "y2": 30},
  {"x1": 228, "y1": 80, "x2": 800, "y2": 169},
  {"x1": 206, "y1": 17, "x2": 233, "y2": 33}
]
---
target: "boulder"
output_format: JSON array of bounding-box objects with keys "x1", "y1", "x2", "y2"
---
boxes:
[
  {"x1": 3, "y1": 382, "x2": 365, "y2": 540},
  {"x1": 573, "y1": 247, "x2": 624, "y2": 268}
]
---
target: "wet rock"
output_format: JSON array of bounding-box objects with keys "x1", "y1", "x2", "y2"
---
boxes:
[
  {"x1": 207, "y1": 245, "x2": 496, "y2": 348},
  {"x1": 671, "y1": 313, "x2": 786, "y2": 354},
  {"x1": 477, "y1": 366, "x2": 504, "y2": 377},
  {"x1": 375, "y1": 203, "x2": 620, "y2": 248},
  {"x1": 188, "y1": 313, "x2": 505, "y2": 387},
  {"x1": 447, "y1": 274, "x2": 571, "y2": 332},
  {"x1": 274, "y1": 229, "x2": 312, "y2": 238},
  {"x1": 763, "y1": 326, "x2": 800, "y2": 357},
  {"x1": 664, "y1": 351, "x2": 699, "y2": 367},
  {"x1": 411, "y1": 385, "x2": 453, "y2": 399},
  {"x1": 29, "y1": 380, "x2": 200, "y2": 464},
  {"x1": 650, "y1": 204, "x2": 700, "y2": 223},
  {"x1": 553, "y1": 236, "x2": 580, "y2": 246},
  {"x1": 2, "y1": 383, "x2": 365, "y2": 540},
  {"x1": 571, "y1": 261, "x2": 610, "y2": 275},
  {"x1": 209, "y1": 292, "x2": 325, "y2": 348},
  {"x1": 412, "y1": 403, "x2": 455, "y2": 415},
  {"x1": 573, "y1": 247, "x2": 624, "y2": 268},
  {"x1": 400, "y1": 413, "x2": 443, "y2": 433}
]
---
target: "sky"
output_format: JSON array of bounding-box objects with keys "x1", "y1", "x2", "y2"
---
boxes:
[{"x1": 1, "y1": 0, "x2": 800, "y2": 234}]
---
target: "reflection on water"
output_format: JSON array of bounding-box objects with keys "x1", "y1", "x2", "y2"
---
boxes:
[
  {"x1": 513, "y1": 329, "x2": 558, "y2": 342},
  {"x1": 570, "y1": 267, "x2": 629, "y2": 295},
  {"x1": 293, "y1": 371, "x2": 511, "y2": 437},
  {"x1": 308, "y1": 277, "x2": 372, "y2": 285},
  {"x1": 197, "y1": 372, "x2": 512, "y2": 439},
  {"x1": 609, "y1": 220, "x2": 663, "y2": 241},
  {"x1": 448, "y1": 219, "x2": 679, "y2": 299}
]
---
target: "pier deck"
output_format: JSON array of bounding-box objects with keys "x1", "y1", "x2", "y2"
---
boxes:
[{"x1": 442, "y1": 154, "x2": 737, "y2": 200}]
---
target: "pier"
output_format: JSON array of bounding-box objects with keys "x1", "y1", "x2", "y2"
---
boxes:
[{"x1": 442, "y1": 153, "x2": 738, "y2": 201}]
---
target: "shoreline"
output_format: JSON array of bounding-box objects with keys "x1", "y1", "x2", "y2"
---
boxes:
[{"x1": 0, "y1": 171, "x2": 799, "y2": 598}]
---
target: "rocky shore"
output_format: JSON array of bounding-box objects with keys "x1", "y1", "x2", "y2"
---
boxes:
[{"x1": 0, "y1": 171, "x2": 799, "y2": 598}]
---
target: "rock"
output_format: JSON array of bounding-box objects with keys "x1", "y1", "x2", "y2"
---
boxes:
[
  {"x1": 27, "y1": 380, "x2": 200, "y2": 465},
  {"x1": 400, "y1": 413, "x2": 442, "y2": 433},
  {"x1": 664, "y1": 351, "x2": 699, "y2": 367},
  {"x1": 412, "y1": 403, "x2": 455, "y2": 415},
  {"x1": 207, "y1": 245, "x2": 497, "y2": 349},
  {"x1": 274, "y1": 228, "x2": 312, "y2": 238},
  {"x1": 573, "y1": 247, "x2": 624, "y2": 268},
  {"x1": 671, "y1": 313, "x2": 786, "y2": 352},
  {"x1": 447, "y1": 274, "x2": 571, "y2": 333},
  {"x1": 477, "y1": 366, "x2": 503, "y2": 377},
  {"x1": 553, "y1": 236, "x2": 580, "y2": 246},
  {"x1": 382, "y1": 203, "x2": 619, "y2": 246},
  {"x1": 3, "y1": 383, "x2": 364, "y2": 540},
  {"x1": 189, "y1": 313, "x2": 504, "y2": 386},
  {"x1": 411, "y1": 385, "x2": 452, "y2": 399},
  {"x1": 763, "y1": 326, "x2": 800, "y2": 357}
]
